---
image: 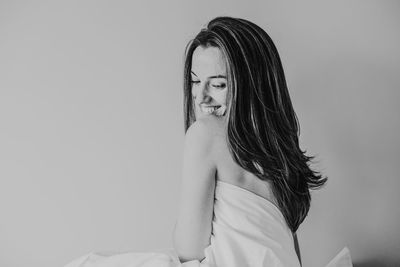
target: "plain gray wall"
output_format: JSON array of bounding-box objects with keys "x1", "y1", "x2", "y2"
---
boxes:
[{"x1": 0, "y1": 1, "x2": 399, "y2": 267}]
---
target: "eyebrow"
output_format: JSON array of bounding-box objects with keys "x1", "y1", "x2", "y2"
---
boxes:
[{"x1": 191, "y1": 71, "x2": 227, "y2": 79}]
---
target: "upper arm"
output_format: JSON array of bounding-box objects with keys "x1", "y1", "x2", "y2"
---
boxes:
[{"x1": 173, "y1": 118, "x2": 217, "y2": 262}]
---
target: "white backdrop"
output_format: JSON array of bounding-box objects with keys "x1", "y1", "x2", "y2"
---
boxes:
[{"x1": 0, "y1": 1, "x2": 399, "y2": 266}]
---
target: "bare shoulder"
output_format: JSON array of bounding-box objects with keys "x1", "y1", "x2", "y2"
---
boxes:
[
  {"x1": 184, "y1": 116, "x2": 227, "y2": 161},
  {"x1": 185, "y1": 117, "x2": 226, "y2": 142}
]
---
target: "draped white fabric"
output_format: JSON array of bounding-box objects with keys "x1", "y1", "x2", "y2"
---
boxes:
[{"x1": 64, "y1": 180, "x2": 352, "y2": 267}]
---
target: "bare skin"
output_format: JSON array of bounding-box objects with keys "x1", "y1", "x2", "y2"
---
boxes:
[
  {"x1": 190, "y1": 46, "x2": 276, "y2": 204},
  {"x1": 203, "y1": 116, "x2": 277, "y2": 206},
  {"x1": 174, "y1": 46, "x2": 300, "y2": 263},
  {"x1": 201, "y1": 115, "x2": 301, "y2": 265}
]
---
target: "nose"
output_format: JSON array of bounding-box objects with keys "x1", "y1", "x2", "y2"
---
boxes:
[{"x1": 193, "y1": 83, "x2": 211, "y2": 104}]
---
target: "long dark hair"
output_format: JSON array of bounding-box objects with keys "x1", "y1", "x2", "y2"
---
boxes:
[{"x1": 183, "y1": 16, "x2": 327, "y2": 233}]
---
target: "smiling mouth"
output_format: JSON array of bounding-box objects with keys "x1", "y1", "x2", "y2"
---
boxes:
[{"x1": 200, "y1": 105, "x2": 221, "y2": 114}]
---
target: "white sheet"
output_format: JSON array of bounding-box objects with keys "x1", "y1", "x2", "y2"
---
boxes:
[{"x1": 64, "y1": 180, "x2": 352, "y2": 267}]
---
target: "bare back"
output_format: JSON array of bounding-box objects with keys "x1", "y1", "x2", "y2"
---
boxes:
[
  {"x1": 206, "y1": 116, "x2": 301, "y2": 263},
  {"x1": 204, "y1": 116, "x2": 277, "y2": 207}
]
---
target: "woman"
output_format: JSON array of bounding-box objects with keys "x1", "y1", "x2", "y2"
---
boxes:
[
  {"x1": 64, "y1": 16, "x2": 352, "y2": 267},
  {"x1": 174, "y1": 15, "x2": 324, "y2": 266}
]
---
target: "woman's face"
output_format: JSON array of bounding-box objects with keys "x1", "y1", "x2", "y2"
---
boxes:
[{"x1": 191, "y1": 46, "x2": 228, "y2": 119}]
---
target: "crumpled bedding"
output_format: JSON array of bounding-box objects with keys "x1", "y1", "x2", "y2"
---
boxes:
[{"x1": 64, "y1": 180, "x2": 352, "y2": 267}]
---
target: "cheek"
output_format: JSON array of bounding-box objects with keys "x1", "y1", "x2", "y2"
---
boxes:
[{"x1": 212, "y1": 90, "x2": 228, "y2": 105}]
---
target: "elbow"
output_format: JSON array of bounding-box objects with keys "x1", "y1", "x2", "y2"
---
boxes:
[
  {"x1": 175, "y1": 246, "x2": 205, "y2": 263},
  {"x1": 172, "y1": 227, "x2": 207, "y2": 263}
]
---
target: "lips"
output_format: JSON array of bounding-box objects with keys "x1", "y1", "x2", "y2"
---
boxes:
[
  {"x1": 202, "y1": 106, "x2": 220, "y2": 109},
  {"x1": 200, "y1": 105, "x2": 223, "y2": 115},
  {"x1": 201, "y1": 105, "x2": 220, "y2": 114}
]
